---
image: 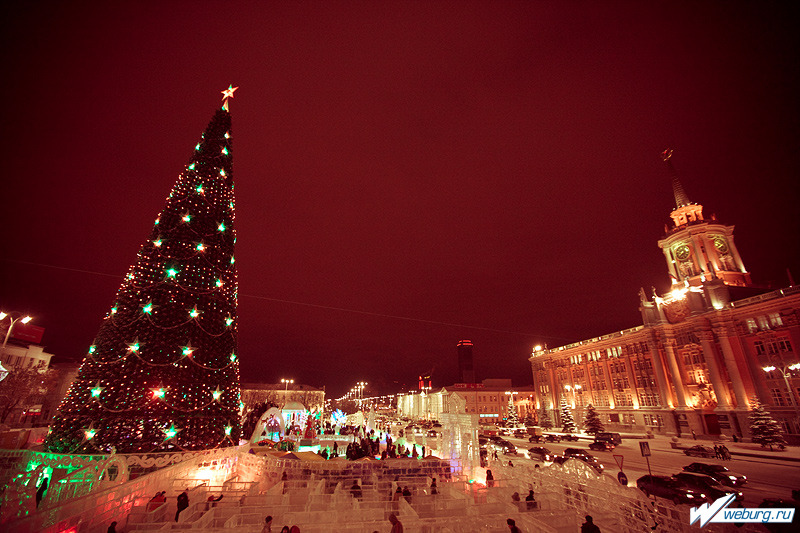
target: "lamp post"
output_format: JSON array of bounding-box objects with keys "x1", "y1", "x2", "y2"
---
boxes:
[
  {"x1": 357, "y1": 381, "x2": 367, "y2": 409},
  {"x1": 564, "y1": 384, "x2": 582, "y2": 409},
  {"x1": 0, "y1": 312, "x2": 33, "y2": 363},
  {"x1": 763, "y1": 364, "x2": 800, "y2": 433},
  {"x1": 281, "y1": 378, "x2": 294, "y2": 407}
]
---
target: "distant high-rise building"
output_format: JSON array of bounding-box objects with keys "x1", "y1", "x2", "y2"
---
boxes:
[{"x1": 457, "y1": 340, "x2": 475, "y2": 383}]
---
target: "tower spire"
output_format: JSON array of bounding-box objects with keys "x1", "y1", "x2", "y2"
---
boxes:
[{"x1": 661, "y1": 149, "x2": 690, "y2": 208}]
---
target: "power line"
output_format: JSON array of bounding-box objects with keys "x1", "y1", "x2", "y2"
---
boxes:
[{"x1": 3, "y1": 258, "x2": 571, "y2": 341}]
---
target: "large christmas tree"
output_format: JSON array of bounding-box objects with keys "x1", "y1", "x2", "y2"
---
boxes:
[{"x1": 45, "y1": 88, "x2": 243, "y2": 453}]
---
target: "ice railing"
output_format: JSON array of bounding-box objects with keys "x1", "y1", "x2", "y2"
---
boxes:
[{"x1": 4, "y1": 445, "x2": 257, "y2": 533}]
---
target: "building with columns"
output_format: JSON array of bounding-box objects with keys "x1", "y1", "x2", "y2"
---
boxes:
[
  {"x1": 397, "y1": 379, "x2": 537, "y2": 426},
  {"x1": 530, "y1": 157, "x2": 800, "y2": 440}
]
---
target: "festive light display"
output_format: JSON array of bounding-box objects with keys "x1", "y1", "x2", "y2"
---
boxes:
[{"x1": 45, "y1": 97, "x2": 242, "y2": 453}]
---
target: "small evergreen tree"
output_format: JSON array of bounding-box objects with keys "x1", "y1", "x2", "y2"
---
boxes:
[
  {"x1": 748, "y1": 397, "x2": 786, "y2": 450},
  {"x1": 560, "y1": 398, "x2": 577, "y2": 433},
  {"x1": 506, "y1": 397, "x2": 520, "y2": 427},
  {"x1": 539, "y1": 407, "x2": 553, "y2": 430},
  {"x1": 583, "y1": 404, "x2": 604, "y2": 435},
  {"x1": 523, "y1": 406, "x2": 535, "y2": 427}
]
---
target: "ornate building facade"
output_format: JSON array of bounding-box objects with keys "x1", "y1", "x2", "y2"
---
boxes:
[{"x1": 530, "y1": 159, "x2": 800, "y2": 440}]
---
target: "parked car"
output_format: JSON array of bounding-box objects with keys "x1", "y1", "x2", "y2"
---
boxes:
[
  {"x1": 683, "y1": 445, "x2": 716, "y2": 458},
  {"x1": 682, "y1": 463, "x2": 747, "y2": 487},
  {"x1": 636, "y1": 475, "x2": 707, "y2": 505},
  {"x1": 527, "y1": 447, "x2": 554, "y2": 462},
  {"x1": 589, "y1": 441, "x2": 615, "y2": 452},
  {"x1": 595, "y1": 432, "x2": 623, "y2": 446},
  {"x1": 544, "y1": 434, "x2": 562, "y2": 443},
  {"x1": 672, "y1": 472, "x2": 743, "y2": 503}
]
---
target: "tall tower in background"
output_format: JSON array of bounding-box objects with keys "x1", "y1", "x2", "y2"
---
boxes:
[
  {"x1": 656, "y1": 150, "x2": 752, "y2": 289},
  {"x1": 457, "y1": 339, "x2": 475, "y2": 383}
]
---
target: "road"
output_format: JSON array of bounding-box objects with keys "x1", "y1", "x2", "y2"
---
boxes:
[{"x1": 504, "y1": 436, "x2": 800, "y2": 506}]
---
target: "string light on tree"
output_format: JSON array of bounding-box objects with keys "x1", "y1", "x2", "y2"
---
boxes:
[{"x1": 45, "y1": 88, "x2": 243, "y2": 454}]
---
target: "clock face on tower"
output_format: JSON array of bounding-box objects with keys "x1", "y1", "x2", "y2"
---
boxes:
[
  {"x1": 713, "y1": 236, "x2": 729, "y2": 254},
  {"x1": 675, "y1": 244, "x2": 691, "y2": 261}
]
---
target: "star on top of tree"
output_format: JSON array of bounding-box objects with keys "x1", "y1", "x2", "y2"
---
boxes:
[{"x1": 221, "y1": 85, "x2": 238, "y2": 110}]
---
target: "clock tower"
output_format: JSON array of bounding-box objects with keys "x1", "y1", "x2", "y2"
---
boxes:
[{"x1": 656, "y1": 150, "x2": 752, "y2": 289}]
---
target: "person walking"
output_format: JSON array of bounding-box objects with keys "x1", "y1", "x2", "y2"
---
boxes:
[
  {"x1": 506, "y1": 518, "x2": 522, "y2": 532},
  {"x1": 526, "y1": 489, "x2": 536, "y2": 510},
  {"x1": 261, "y1": 515, "x2": 273, "y2": 533},
  {"x1": 107, "y1": 521, "x2": 117, "y2": 533},
  {"x1": 430, "y1": 477, "x2": 438, "y2": 495},
  {"x1": 486, "y1": 469, "x2": 495, "y2": 488},
  {"x1": 175, "y1": 489, "x2": 189, "y2": 522},
  {"x1": 388, "y1": 513, "x2": 404, "y2": 533},
  {"x1": 350, "y1": 480, "x2": 362, "y2": 500},
  {"x1": 36, "y1": 477, "x2": 49, "y2": 507},
  {"x1": 581, "y1": 515, "x2": 601, "y2": 533}
]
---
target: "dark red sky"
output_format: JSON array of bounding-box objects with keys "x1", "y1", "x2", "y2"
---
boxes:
[{"x1": 2, "y1": 1, "x2": 799, "y2": 398}]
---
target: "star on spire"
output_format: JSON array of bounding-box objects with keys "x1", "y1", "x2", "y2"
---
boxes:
[{"x1": 221, "y1": 85, "x2": 238, "y2": 111}]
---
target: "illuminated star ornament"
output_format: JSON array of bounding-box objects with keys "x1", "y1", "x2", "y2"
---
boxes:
[{"x1": 221, "y1": 84, "x2": 238, "y2": 111}]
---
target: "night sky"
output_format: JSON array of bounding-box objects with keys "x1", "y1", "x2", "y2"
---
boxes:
[{"x1": 2, "y1": 2, "x2": 799, "y2": 398}]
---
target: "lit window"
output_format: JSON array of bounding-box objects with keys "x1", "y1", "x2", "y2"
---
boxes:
[{"x1": 769, "y1": 313, "x2": 784, "y2": 328}]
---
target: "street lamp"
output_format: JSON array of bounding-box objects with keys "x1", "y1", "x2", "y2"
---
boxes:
[
  {"x1": 0, "y1": 312, "x2": 33, "y2": 362},
  {"x1": 564, "y1": 384, "x2": 582, "y2": 409},
  {"x1": 357, "y1": 381, "x2": 367, "y2": 409},
  {"x1": 762, "y1": 363, "x2": 800, "y2": 432},
  {"x1": 281, "y1": 378, "x2": 294, "y2": 406}
]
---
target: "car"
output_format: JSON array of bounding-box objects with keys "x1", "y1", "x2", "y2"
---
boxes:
[
  {"x1": 562, "y1": 448, "x2": 588, "y2": 457},
  {"x1": 682, "y1": 463, "x2": 747, "y2": 487},
  {"x1": 636, "y1": 475, "x2": 707, "y2": 505},
  {"x1": 513, "y1": 430, "x2": 527, "y2": 438},
  {"x1": 491, "y1": 439, "x2": 517, "y2": 455},
  {"x1": 562, "y1": 434, "x2": 580, "y2": 441},
  {"x1": 589, "y1": 441, "x2": 615, "y2": 452},
  {"x1": 551, "y1": 454, "x2": 604, "y2": 475},
  {"x1": 672, "y1": 472, "x2": 743, "y2": 503},
  {"x1": 527, "y1": 447, "x2": 554, "y2": 461},
  {"x1": 683, "y1": 445, "x2": 716, "y2": 458},
  {"x1": 544, "y1": 434, "x2": 562, "y2": 443},
  {"x1": 595, "y1": 432, "x2": 623, "y2": 446},
  {"x1": 528, "y1": 435, "x2": 543, "y2": 443}
]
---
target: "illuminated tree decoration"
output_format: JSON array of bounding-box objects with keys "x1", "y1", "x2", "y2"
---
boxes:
[
  {"x1": 45, "y1": 102, "x2": 242, "y2": 454},
  {"x1": 90, "y1": 382, "x2": 104, "y2": 398}
]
